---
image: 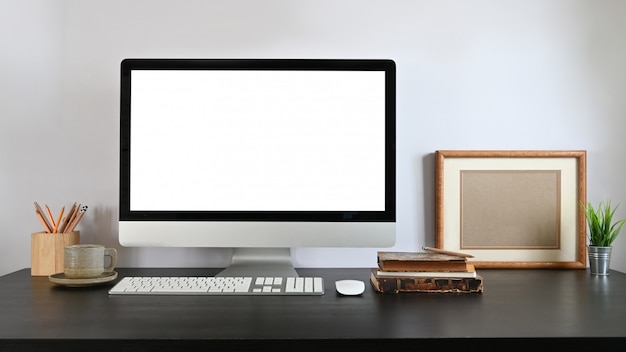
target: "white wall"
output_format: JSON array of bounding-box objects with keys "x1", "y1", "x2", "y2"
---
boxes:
[{"x1": 2, "y1": 0, "x2": 626, "y2": 276}]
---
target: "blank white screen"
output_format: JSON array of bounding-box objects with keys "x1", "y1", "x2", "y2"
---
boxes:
[{"x1": 130, "y1": 70, "x2": 386, "y2": 211}]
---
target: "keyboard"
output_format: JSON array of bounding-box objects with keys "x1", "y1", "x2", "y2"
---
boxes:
[{"x1": 108, "y1": 276, "x2": 325, "y2": 296}]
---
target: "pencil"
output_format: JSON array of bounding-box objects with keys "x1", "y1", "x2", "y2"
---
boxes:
[
  {"x1": 66, "y1": 206, "x2": 87, "y2": 233},
  {"x1": 34, "y1": 202, "x2": 54, "y2": 233},
  {"x1": 45, "y1": 204, "x2": 56, "y2": 229},
  {"x1": 52, "y1": 206, "x2": 65, "y2": 233},
  {"x1": 422, "y1": 246, "x2": 474, "y2": 258},
  {"x1": 63, "y1": 203, "x2": 80, "y2": 233},
  {"x1": 58, "y1": 202, "x2": 76, "y2": 233},
  {"x1": 36, "y1": 211, "x2": 52, "y2": 233}
]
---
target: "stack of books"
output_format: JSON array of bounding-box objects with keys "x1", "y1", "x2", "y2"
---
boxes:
[{"x1": 370, "y1": 250, "x2": 483, "y2": 293}]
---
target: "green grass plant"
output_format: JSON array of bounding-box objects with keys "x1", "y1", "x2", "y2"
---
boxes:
[{"x1": 581, "y1": 199, "x2": 626, "y2": 247}]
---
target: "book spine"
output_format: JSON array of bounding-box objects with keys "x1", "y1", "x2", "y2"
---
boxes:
[
  {"x1": 375, "y1": 271, "x2": 476, "y2": 278},
  {"x1": 370, "y1": 271, "x2": 483, "y2": 293},
  {"x1": 379, "y1": 261, "x2": 469, "y2": 272}
]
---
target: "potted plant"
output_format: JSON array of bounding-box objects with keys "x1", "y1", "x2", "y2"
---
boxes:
[{"x1": 581, "y1": 199, "x2": 626, "y2": 275}]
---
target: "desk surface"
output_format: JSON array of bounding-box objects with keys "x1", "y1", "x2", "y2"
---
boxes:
[{"x1": 1, "y1": 267, "x2": 626, "y2": 350}]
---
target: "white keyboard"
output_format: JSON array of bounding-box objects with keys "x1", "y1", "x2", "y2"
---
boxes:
[{"x1": 108, "y1": 276, "x2": 325, "y2": 296}]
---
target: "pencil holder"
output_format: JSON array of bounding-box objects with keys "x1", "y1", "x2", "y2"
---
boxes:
[{"x1": 30, "y1": 231, "x2": 80, "y2": 276}]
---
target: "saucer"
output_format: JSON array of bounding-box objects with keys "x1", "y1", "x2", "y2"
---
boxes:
[{"x1": 49, "y1": 271, "x2": 118, "y2": 287}]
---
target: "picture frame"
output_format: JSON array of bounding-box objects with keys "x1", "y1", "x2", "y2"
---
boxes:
[{"x1": 435, "y1": 150, "x2": 587, "y2": 269}]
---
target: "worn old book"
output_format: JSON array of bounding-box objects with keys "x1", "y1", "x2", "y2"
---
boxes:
[
  {"x1": 377, "y1": 251, "x2": 470, "y2": 272},
  {"x1": 376, "y1": 264, "x2": 477, "y2": 278},
  {"x1": 370, "y1": 269, "x2": 484, "y2": 293}
]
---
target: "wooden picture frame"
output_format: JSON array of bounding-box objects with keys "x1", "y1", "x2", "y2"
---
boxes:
[{"x1": 435, "y1": 150, "x2": 587, "y2": 269}]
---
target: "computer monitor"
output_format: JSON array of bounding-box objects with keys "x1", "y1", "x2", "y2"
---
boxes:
[{"x1": 119, "y1": 58, "x2": 396, "y2": 277}]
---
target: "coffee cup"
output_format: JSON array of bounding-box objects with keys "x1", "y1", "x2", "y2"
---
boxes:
[{"x1": 64, "y1": 244, "x2": 117, "y2": 279}]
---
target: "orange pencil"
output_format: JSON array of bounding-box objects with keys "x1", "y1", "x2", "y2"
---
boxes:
[
  {"x1": 66, "y1": 206, "x2": 87, "y2": 232},
  {"x1": 63, "y1": 204, "x2": 80, "y2": 233},
  {"x1": 52, "y1": 206, "x2": 65, "y2": 233},
  {"x1": 45, "y1": 204, "x2": 56, "y2": 229},
  {"x1": 58, "y1": 202, "x2": 76, "y2": 233},
  {"x1": 36, "y1": 211, "x2": 52, "y2": 233},
  {"x1": 34, "y1": 202, "x2": 54, "y2": 233}
]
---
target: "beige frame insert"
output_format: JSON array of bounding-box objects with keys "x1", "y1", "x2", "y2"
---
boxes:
[{"x1": 435, "y1": 150, "x2": 586, "y2": 269}]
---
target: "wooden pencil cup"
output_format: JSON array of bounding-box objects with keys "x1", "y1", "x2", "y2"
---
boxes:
[{"x1": 31, "y1": 231, "x2": 80, "y2": 276}]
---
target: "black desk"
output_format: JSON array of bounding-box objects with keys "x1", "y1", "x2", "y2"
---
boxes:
[{"x1": 1, "y1": 267, "x2": 625, "y2": 351}]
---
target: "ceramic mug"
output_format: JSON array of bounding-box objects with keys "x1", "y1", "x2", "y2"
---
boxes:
[{"x1": 64, "y1": 244, "x2": 117, "y2": 279}]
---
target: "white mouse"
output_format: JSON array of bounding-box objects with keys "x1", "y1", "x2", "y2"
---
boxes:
[{"x1": 335, "y1": 279, "x2": 365, "y2": 296}]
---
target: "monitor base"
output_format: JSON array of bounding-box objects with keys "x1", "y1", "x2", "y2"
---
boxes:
[{"x1": 216, "y1": 247, "x2": 298, "y2": 277}]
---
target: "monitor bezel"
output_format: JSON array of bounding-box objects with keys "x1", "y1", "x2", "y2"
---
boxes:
[{"x1": 119, "y1": 58, "x2": 396, "y2": 223}]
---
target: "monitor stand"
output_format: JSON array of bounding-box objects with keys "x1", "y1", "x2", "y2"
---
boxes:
[{"x1": 215, "y1": 248, "x2": 299, "y2": 277}]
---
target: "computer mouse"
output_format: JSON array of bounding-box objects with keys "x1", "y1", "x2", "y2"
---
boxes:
[{"x1": 335, "y1": 279, "x2": 365, "y2": 296}]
